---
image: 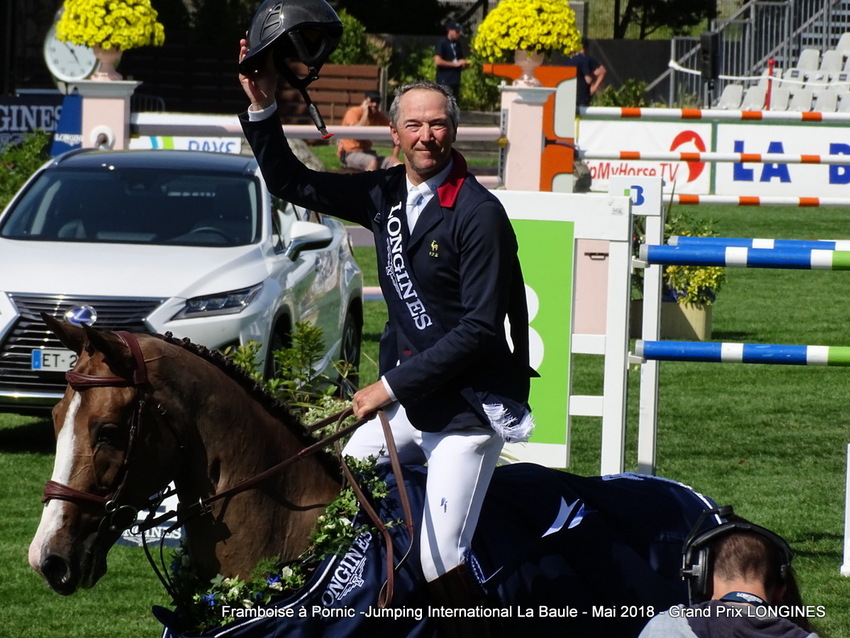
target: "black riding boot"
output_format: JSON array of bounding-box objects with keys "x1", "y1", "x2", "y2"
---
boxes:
[{"x1": 426, "y1": 564, "x2": 497, "y2": 638}]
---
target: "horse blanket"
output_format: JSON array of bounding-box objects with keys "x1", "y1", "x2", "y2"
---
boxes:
[{"x1": 155, "y1": 464, "x2": 716, "y2": 638}]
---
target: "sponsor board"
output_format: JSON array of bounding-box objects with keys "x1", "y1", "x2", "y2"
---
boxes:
[
  {"x1": 580, "y1": 118, "x2": 850, "y2": 197},
  {"x1": 579, "y1": 121, "x2": 713, "y2": 194},
  {"x1": 130, "y1": 136, "x2": 242, "y2": 154},
  {"x1": 715, "y1": 124, "x2": 850, "y2": 196}
]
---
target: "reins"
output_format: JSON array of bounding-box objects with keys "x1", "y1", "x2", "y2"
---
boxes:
[{"x1": 44, "y1": 330, "x2": 416, "y2": 608}]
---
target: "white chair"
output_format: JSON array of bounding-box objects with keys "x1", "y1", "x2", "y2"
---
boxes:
[
  {"x1": 835, "y1": 32, "x2": 850, "y2": 59},
  {"x1": 808, "y1": 50, "x2": 844, "y2": 86},
  {"x1": 837, "y1": 92, "x2": 850, "y2": 112},
  {"x1": 813, "y1": 89, "x2": 838, "y2": 112},
  {"x1": 788, "y1": 87, "x2": 814, "y2": 111},
  {"x1": 768, "y1": 87, "x2": 790, "y2": 111},
  {"x1": 796, "y1": 48, "x2": 821, "y2": 72},
  {"x1": 819, "y1": 50, "x2": 843, "y2": 74},
  {"x1": 780, "y1": 67, "x2": 807, "y2": 90},
  {"x1": 757, "y1": 69, "x2": 783, "y2": 89},
  {"x1": 740, "y1": 85, "x2": 767, "y2": 110},
  {"x1": 833, "y1": 71, "x2": 850, "y2": 91},
  {"x1": 715, "y1": 84, "x2": 743, "y2": 109}
]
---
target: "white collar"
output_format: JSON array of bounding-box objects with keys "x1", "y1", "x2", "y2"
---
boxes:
[{"x1": 406, "y1": 159, "x2": 453, "y2": 198}]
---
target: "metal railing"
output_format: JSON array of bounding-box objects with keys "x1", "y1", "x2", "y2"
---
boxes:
[{"x1": 654, "y1": 0, "x2": 850, "y2": 107}]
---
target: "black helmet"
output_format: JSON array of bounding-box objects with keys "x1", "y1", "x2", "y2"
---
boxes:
[{"x1": 240, "y1": 0, "x2": 343, "y2": 88}]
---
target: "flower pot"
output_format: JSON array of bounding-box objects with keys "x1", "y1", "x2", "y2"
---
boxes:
[
  {"x1": 513, "y1": 49, "x2": 543, "y2": 87},
  {"x1": 630, "y1": 300, "x2": 713, "y2": 341},
  {"x1": 91, "y1": 45, "x2": 123, "y2": 81}
]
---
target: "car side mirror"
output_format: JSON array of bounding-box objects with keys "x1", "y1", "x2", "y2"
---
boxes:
[{"x1": 284, "y1": 220, "x2": 333, "y2": 260}]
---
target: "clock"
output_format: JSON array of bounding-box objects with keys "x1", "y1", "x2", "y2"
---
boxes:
[{"x1": 43, "y1": 21, "x2": 98, "y2": 83}]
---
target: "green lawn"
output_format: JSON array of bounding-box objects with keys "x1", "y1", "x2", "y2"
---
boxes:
[{"x1": 4, "y1": 202, "x2": 850, "y2": 636}]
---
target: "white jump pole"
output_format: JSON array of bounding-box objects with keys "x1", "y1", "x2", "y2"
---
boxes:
[{"x1": 842, "y1": 443, "x2": 850, "y2": 576}]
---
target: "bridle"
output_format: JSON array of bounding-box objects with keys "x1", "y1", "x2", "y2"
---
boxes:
[{"x1": 42, "y1": 330, "x2": 153, "y2": 536}]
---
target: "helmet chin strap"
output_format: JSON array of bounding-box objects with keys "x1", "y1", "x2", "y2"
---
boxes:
[{"x1": 278, "y1": 63, "x2": 332, "y2": 139}]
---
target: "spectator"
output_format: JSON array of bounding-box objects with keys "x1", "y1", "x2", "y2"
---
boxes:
[
  {"x1": 434, "y1": 20, "x2": 469, "y2": 100},
  {"x1": 568, "y1": 37, "x2": 607, "y2": 108},
  {"x1": 639, "y1": 507, "x2": 820, "y2": 638},
  {"x1": 337, "y1": 91, "x2": 400, "y2": 171}
]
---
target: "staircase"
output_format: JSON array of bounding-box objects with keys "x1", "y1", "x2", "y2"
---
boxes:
[{"x1": 651, "y1": 0, "x2": 850, "y2": 107}]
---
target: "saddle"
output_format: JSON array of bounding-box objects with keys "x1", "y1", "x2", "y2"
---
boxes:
[{"x1": 156, "y1": 464, "x2": 714, "y2": 638}]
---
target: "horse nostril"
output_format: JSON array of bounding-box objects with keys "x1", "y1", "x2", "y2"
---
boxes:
[{"x1": 41, "y1": 554, "x2": 78, "y2": 595}]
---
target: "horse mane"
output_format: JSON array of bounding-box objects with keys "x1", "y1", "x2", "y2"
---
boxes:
[{"x1": 154, "y1": 331, "x2": 343, "y2": 477}]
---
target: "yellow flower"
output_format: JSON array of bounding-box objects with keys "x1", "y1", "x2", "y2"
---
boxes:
[
  {"x1": 55, "y1": 0, "x2": 165, "y2": 51},
  {"x1": 473, "y1": 0, "x2": 581, "y2": 62}
]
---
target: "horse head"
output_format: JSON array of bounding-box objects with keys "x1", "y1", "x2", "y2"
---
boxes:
[
  {"x1": 30, "y1": 315, "x2": 344, "y2": 597},
  {"x1": 28, "y1": 315, "x2": 183, "y2": 595}
]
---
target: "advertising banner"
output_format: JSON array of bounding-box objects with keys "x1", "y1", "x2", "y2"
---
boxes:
[
  {"x1": 130, "y1": 136, "x2": 242, "y2": 153},
  {"x1": 510, "y1": 218, "x2": 574, "y2": 450},
  {"x1": 580, "y1": 118, "x2": 850, "y2": 198},
  {"x1": 579, "y1": 120, "x2": 714, "y2": 194},
  {"x1": 715, "y1": 123, "x2": 850, "y2": 197}
]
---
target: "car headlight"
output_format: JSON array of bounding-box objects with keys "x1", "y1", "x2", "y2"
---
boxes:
[{"x1": 173, "y1": 284, "x2": 263, "y2": 319}]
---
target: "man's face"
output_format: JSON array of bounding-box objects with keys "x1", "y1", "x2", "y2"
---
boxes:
[
  {"x1": 447, "y1": 27, "x2": 461, "y2": 41},
  {"x1": 390, "y1": 89, "x2": 456, "y2": 184}
]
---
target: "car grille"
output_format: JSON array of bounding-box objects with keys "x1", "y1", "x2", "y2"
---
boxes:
[{"x1": 0, "y1": 294, "x2": 165, "y2": 401}]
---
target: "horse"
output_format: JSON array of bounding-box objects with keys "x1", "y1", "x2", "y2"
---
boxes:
[{"x1": 29, "y1": 316, "x2": 718, "y2": 637}]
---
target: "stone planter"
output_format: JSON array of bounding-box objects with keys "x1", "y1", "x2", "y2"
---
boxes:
[{"x1": 630, "y1": 300, "x2": 713, "y2": 341}]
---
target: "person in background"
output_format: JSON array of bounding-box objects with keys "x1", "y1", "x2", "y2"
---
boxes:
[
  {"x1": 568, "y1": 37, "x2": 607, "y2": 108},
  {"x1": 434, "y1": 20, "x2": 469, "y2": 100},
  {"x1": 639, "y1": 508, "x2": 820, "y2": 638},
  {"x1": 337, "y1": 90, "x2": 400, "y2": 171}
]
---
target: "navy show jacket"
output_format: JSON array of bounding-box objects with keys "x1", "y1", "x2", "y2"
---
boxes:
[{"x1": 241, "y1": 112, "x2": 533, "y2": 432}]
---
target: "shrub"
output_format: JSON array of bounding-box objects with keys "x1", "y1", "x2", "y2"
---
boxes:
[{"x1": 0, "y1": 130, "x2": 51, "y2": 211}]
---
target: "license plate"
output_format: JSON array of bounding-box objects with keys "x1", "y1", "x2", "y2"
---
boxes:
[{"x1": 31, "y1": 349, "x2": 78, "y2": 371}]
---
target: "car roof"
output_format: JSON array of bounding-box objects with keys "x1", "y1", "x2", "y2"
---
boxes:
[{"x1": 50, "y1": 149, "x2": 259, "y2": 176}]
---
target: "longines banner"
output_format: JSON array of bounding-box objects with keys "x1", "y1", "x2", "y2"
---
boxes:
[
  {"x1": 579, "y1": 119, "x2": 850, "y2": 197},
  {"x1": 0, "y1": 93, "x2": 64, "y2": 151}
]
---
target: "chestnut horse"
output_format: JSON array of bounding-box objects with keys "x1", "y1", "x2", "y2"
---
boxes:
[
  {"x1": 29, "y1": 317, "x2": 719, "y2": 637},
  {"x1": 28, "y1": 315, "x2": 343, "y2": 595}
]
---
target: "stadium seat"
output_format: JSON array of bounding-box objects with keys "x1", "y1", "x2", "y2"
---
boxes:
[
  {"x1": 716, "y1": 84, "x2": 743, "y2": 109},
  {"x1": 788, "y1": 87, "x2": 814, "y2": 111},
  {"x1": 835, "y1": 32, "x2": 850, "y2": 59},
  {"x1": 813, "y1": 89, "x2": 838, "y2": 112},
  {"x1": 795, "y1": 48, "x2": 821, "y2": 72},
  {"x1": 740, "y1": 85, "x2": 767, "y2": 110},
  {"x1": 768, "y1": 87, "x2": 790, "y2": 110}
]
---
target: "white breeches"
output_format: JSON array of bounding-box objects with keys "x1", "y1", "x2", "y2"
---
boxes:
[{"x1": 343, "y1": 402, "x2": 503, "y2": 582}]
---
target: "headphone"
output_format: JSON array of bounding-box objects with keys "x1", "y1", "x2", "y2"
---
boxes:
[{"x1": 681, "y1": 505, "x2": 794, "y2": 604}]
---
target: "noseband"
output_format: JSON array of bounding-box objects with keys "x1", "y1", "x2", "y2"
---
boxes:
[{"x1": 42, "y1": 331, "x2": 151, "y2": 534}]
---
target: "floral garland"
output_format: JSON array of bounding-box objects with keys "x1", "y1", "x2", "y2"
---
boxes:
[
  {"x1": 472, "y1": 0, "x2": 582, "y2": 63},
  {"x1": 56, "y1": 0, "x2": 165, "y2": 51},
  {"x1": 167, "y1": 456, "x2": 390, "y2": 634}
]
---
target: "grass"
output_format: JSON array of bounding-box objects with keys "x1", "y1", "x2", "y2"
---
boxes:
[{"x1": 5, "y1": 203, "x2": 850, "y2": 636}]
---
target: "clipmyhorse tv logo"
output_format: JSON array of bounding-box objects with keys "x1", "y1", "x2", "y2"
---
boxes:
[{"x1": 669, "y1": 130, "x2": 707, "y2": 183}]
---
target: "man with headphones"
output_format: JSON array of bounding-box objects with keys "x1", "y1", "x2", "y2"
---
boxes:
[{"x1": 639, "y1": 507, "x2": 820, "y2": 637}]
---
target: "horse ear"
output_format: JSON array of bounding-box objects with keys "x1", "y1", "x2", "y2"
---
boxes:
[
  {"x1": 81, "y1": 325, "x2": 138, "y2": 379},
  {"x1": 42, "y1": 312, "x2": 86, "y2": 355}
]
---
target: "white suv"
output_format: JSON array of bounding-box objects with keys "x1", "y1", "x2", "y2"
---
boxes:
[{"x1": 0, "y1": 148, "x2": 363, "y2": 412}]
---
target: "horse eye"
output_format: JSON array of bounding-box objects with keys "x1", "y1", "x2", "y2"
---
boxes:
[{"x1": 95, "y1": 423, "x2": 121, "y2": 446}]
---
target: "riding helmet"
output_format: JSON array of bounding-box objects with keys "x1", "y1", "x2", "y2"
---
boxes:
[{"x1": 239, "y1": 0, "x2": 343, "y2": 87}]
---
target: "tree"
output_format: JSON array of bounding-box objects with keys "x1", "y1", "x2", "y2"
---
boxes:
[
  {"x1": 193, "y1": 0, "x2": 254, "y2": 46},
  {"x1": 613, "y1": 0, "x2": 715, "y2": 39},
  {"x1": 331, "y1": 0, "x2": 450, "y2": 35}
]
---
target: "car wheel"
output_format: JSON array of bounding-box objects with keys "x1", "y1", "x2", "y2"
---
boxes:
[
  {"x1": 338, "y1": 309, "x2": 362, "y2": 395},
  {"x1": 264, "y1": 324, "x2": 291, "y2": 382}
]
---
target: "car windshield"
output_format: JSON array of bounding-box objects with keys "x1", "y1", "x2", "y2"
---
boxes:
[{"x1": 0, "y1": 167, "x2": 261, "y2": 247}]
